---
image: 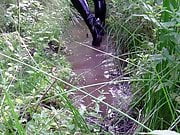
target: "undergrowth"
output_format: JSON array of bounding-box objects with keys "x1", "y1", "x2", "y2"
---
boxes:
[
  {"x1": 0, "y1": 0, "x2": 179, "y2": 134},
  {"x1": 0, "y1": 0, "x2": 90, "y2": 134},
  {"x1": 107, "y1": 0, "x2": 179, "y2": 133}
]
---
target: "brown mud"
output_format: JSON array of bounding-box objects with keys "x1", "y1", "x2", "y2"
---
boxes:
[{"x1": 65, "y1": 21, "x2": 135, "y2": 133}]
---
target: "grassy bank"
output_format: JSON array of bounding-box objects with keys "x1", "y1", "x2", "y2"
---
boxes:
[
  {"x1": 0, "y1": 0, "x2": 90, "y2": 134},
  {"x1": 107, "y1": 0, "x2": 179, "y2": 132}
]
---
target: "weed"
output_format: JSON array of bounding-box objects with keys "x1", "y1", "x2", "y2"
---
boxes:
[
  {"x1": 0, "y1": 0, "x2": 90, "y2": 134},
  {"x1": 107, "y1": 0, "x2": 180, "y2": 132}
]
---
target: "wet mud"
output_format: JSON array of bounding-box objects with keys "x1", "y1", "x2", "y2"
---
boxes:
[{"x1": 65, "y1": 21, "x2": 134, "y2": 133}]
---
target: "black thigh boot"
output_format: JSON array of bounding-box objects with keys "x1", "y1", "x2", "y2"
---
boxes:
[
  {"x1": 71, "y1": 0, "x2": 103, "y2": 46},
  {"x1": 93, "y1": 0, "x2": 106, "y2": 27}
]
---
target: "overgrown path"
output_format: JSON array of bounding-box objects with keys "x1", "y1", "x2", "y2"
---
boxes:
[{"x1": 66, "y1": 21, "x2": 131, "y2": 116}]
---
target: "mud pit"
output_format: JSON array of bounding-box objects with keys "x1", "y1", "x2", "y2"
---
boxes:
[
  {"x1": 64, "y1": 22, "x2": 135, "y2": 135},
  {"x1": 66, "y1": 21, "x2": 131, "y2": 113}
]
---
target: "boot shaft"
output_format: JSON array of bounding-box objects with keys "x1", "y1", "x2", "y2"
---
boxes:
[
  {"x1": 92, "y1": 0, "x2": 106, "y2": 26},
  {"x1": 70, "y1": 0, "x2": 105, "y2": 46}
]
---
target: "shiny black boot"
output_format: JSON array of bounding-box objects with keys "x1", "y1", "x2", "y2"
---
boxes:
[
  {"x1": 93, "y1": 0, "x2": 106, "y2": 32},
  {"x1": 71, "y1": 0, "x2": 103, "y2": 46}
]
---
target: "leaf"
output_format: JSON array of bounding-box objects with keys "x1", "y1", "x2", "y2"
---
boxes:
[
  {"x1": 169, "y1": 32, "x2": 180, "y2": 45},
  {"x1": 140, "y1": 130, "x2": 180, "y2": 135},
  {"x1": 26, "y1": 70, "x2": 35, "y2": 74},
  {"x1": 15, "y1": 98, "x2": 23, "y2": 104},
  {"x1": 161, "y1": 21, "x2": 176, "y2": 28},
  {"x1": 132, "y1": 14, "x2": 160, "y2": 26},
  {"x1": 162, "y1": 48, "x2": 174, "y2": 62},
  {"x1": 5, "y1": 40, "x2": 14, "y2": 51}
]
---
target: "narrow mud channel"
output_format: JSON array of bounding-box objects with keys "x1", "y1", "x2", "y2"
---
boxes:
[{"x1": 65, "y1": 21, "x2": 134, "y2": 133}]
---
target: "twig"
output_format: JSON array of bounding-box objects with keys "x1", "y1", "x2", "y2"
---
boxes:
[{"x1": 34, "y1": 79, "x2": 57, "y2": 112}]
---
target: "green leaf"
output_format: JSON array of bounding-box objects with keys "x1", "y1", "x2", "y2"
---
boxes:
[
  {"x1": 162, "y1": 48, "x2": 174, "y2": 62},
  {"x1": 140, "y1": 130, "x2": 180, "y2": 135}
]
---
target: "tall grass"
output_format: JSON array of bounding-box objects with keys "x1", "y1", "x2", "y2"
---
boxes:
[
  {"x1": 0, "y1": 0, "x2": 90, "y2": 134},
  {"x1": 0, "y1": 0, "x2": 179, "y2": 134},
  {"x1": 107, "y1": 0, "x2": 179, "y2": 132}
]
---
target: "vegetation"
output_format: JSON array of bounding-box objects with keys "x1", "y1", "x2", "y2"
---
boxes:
[
  {"x1": 107, "y1": 0, "x2": 179, "y2": 132},
  {"x1": 0, "y1": 0, "x2": 89, "y2": 134},
  {"x1": 0, "y1": 0, "x2": 179, "y2": 134}
]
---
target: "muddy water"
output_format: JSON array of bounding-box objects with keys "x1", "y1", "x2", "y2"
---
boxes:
[{"x1": 66, "y1": 21, "x2": 131, "y2": 116}]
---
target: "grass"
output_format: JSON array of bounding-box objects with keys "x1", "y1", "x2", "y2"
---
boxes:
[
  {"x1": 0, "y1": 0, "x2": 90, "y2": 134},
  {"x1": 107, "y1": 0, "x2": 179, "y2": 132},
  {"x1": 0, "y1": 0, "x2": 179, "y2": 134}
]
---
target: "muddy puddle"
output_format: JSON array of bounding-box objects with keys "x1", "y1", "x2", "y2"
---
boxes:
[
  {"x1": 65, "y1": 21, "x2": 134, "y2": 133},
  {"x1": 66, "y1": 21, "x2": 131, "y2": 114}
]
